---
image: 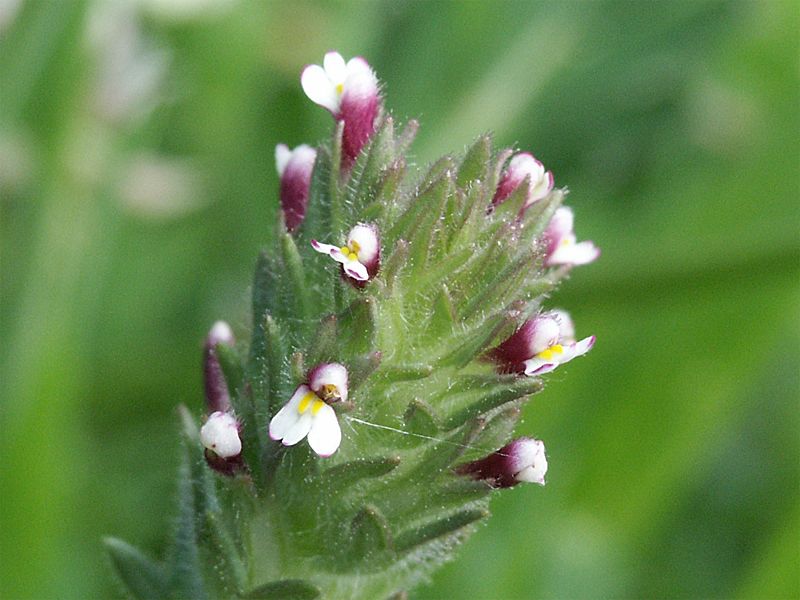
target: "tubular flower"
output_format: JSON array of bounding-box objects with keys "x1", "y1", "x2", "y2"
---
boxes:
[
  {"x1": 492, "y1": 152, "x2": 554, "y2": 209},
  {"x1": 301, "y1": 51, "x2": 381, "y2": 165},
  {"x1": 269, "y1": 363, "x2": 346, "y2": 457},
  {"x1": 275, "y1": 143, "x2": 317, "y2": 232},
  {"x1": 311, "y1": 223, "x2": 380, "y2": 282},
  {"x1": 456, "y1": 437, "x2": 548, "y2": 488},
  {"x1": 487, "y1": 312, "x2": 595, "y2": 376},
  {"x1": 543, "y1": 206, "x2": 600, "y2": 267}
]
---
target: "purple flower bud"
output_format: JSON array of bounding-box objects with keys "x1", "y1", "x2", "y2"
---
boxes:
[
  {"x1": 543, "y1": 206, "x2": 600, "y2": 267},
  {"x1": 203, "y1": 321, "x2": 235, "y2": 413},
  {"x1": 492, "y1": 152, "x2": 554, "y2": 209},
  {"x1": 276, "y1": 143, "x2": 317, "y2": 232},
  {"x1": 456, "y1": 437, "x2": 548, "y2": 488}
]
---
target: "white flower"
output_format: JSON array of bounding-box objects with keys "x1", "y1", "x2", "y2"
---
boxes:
[
  {"x1": 311, "y1": 223, "x2": 380, "y2": 282},
  {"x1": 301, "y1": 51, "x2": 376, "y2": 116},
  {"x1": 522, "y1": 309, "x2": 595, "y2": 376},
  {"x1": 510, "y1": 438, "x2": 549, "y2": 485},
  {"x1": 200, "y1": 411, "x2": 242, "y2": 458},
  {"x1": 543, "y1": 206, "x2": 600, "y2": 267},
  {"x1": 268, "y1": 363, "x2": 347, "y2": 457}
]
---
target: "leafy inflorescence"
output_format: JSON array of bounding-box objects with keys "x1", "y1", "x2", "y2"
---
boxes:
[{"x1": 106, "y1": 115, "x2": 570, "y2": 600}]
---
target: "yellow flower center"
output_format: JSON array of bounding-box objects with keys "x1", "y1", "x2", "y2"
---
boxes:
[
  {"x1": 536, "y1": 344, "x2": 564, "y2": 361},
  {"x1": 298, "y1": 392, "x2": 326, "y2": 416},
  {"x1": 339, "y1": 239, "x2": 361, "y2": 261},
  {"x1": 335, "y1": 83, "x2": 344, "y2": 95}
]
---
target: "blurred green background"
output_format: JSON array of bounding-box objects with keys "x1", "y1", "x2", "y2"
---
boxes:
[{"x1": 1, "y1": 0, "x2": 798, "y2": 598}]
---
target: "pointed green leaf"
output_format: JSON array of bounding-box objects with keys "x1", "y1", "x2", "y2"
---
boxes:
[
  {"x1": 215, "y1": 343, "x2": 243, "y2": 399},
  {"x1": 243, "y1": 579, "x2": 321, "y2": 600},
  {"x1": 444, "y1": 379, "x2": 541, "y2": 430},
  {"x1": 377, "y1": 364, "x2": 434, "y2": 383},
  {"x1": 437, "y1": 310, "x2": 516, "y2": 368},
  {"x1": 380, "y1": 239, "x2": 409, "y2": 293},
  {"x1": 350, "y1": 505, "x2": 395, "y2": 562},
  {"x1": 394, "y1": 508, "x2": 489, "y2": 554},
  {"x1": 403, "y1": 399, "x2": 439, "y2": 437},
  {"x1": 167, "y1": 443, "x2": 207, "y2": 600},
  {"x1": 395, "y1": 119, "x2": 418, "y2": 155},
  {"x1": 337, "y1": 296, "x2": 377, "y2": 358},
  {"x1": 104, "y1": 537, "x2": 168, "y2": 600},
  {"x1": 457, "y1": 134, "x2": 492, "y2": 188},
  {"x1": 405, "y1": 175, "x2": 452, "y2": 278},
  {"x1": 280, "y1": 232, "x2": 314, "y2": 337},
  {"x1": 204, "y1": 510, "x2": 247, "y2": 595},
  {"x1": 320, "y1": 456, "x2": 401, "y2": 494},
  {"x1": 306, "y1": 314, "x2": 338, "y2": 366}
]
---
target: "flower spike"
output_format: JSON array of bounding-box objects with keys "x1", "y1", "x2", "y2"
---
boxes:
[
  {"x1": 301, "y1": 51, "x2": 381, "y2": 166},
  {"x1": 492, "y1": 152, "x2": 554, "y2": 209},
  {"x1": 269, "y1": 363, "x2": 346, "y2": 457},
  {"x1": 312, "y1": 223, "x2": 380, "y2": 282},
  {"x1": 543, "y1": 206, "x2": 600, "y2": 267},
  {"x1": 276, "y1": 143, "x2": 317, "y2": 232},
  {"x1": 456, "y1": 437, "x2": 548, "y2": 488}
]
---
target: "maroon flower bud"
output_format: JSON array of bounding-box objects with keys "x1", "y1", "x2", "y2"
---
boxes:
[
  {"x1": 203, "y1": 321, "x2": 235, "y2": 414},
  {"x1": 275, "y1": 144, "x2": 317, "y2": 232},
  {"x1": 456, "y1": 437, "x2": 548, "y2": 488}
]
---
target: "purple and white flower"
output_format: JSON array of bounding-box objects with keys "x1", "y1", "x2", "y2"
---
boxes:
[
  {"x1": 543, "y1": 206, "x2": 600, "y2": 267},
  {"x1": 276, "y1": 143, "x2": 316, "y2": 232},
  {"x1": 269, "y1": 363, "x2": 347, "y2": 457},
  {"x1": 492, "y1": 152, "x2": 554, "y2": 209},
  {"x1": 311, "y1": 223, "x2": 380, "y2": 282},
  {"x1": 301, "y1": 51, "x2": 380, "y2": 166},
  {"x1": 488, "y1": 311, "x2": 595, "y2": 376},
  {"x1": 456, "y1": 437, "x2": 548, "y2": 488}
]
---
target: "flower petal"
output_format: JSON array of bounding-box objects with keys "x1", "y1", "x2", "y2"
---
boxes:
[
  {"x1": 311, "y1": 239, "x2": 348, "y2": 263},
  {"x1": 301, "y1": 64, "x2": 339, "y2": 113},
  {"x1": 275, "y1": 143, "x2": 292, "y2": 176},
  {"x1": 323, "y1": 51, "x2": 347, "y2": 84},
  {"x1": 200, "y1": 411, "x2": 241, "y2": 458},
  {"x1": 280, "y1": 411, "x2": 314, "y2": 446},
  {"x1": 348, "y1": 224, "x2": 380, "y2": 264},
  {"x1": 269, "y1": 385, "x2": 308, "y2": 441},
  {"x1": 307, "y1": 403, "x2": 342, "y2": 457},
  {"x1": 308, "y1": 362, "x2": 349, "y2": 403},
  {"x1": 343, "y1": 260, "x2": 369, "y2": 281},
  {"x1": 523, "y1": 359, "x2": 558, "y2": 376}
]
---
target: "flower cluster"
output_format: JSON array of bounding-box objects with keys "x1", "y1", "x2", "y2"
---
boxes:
[{"x1": 201, "y1": 51, "x2": 599, "y2": 471}]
